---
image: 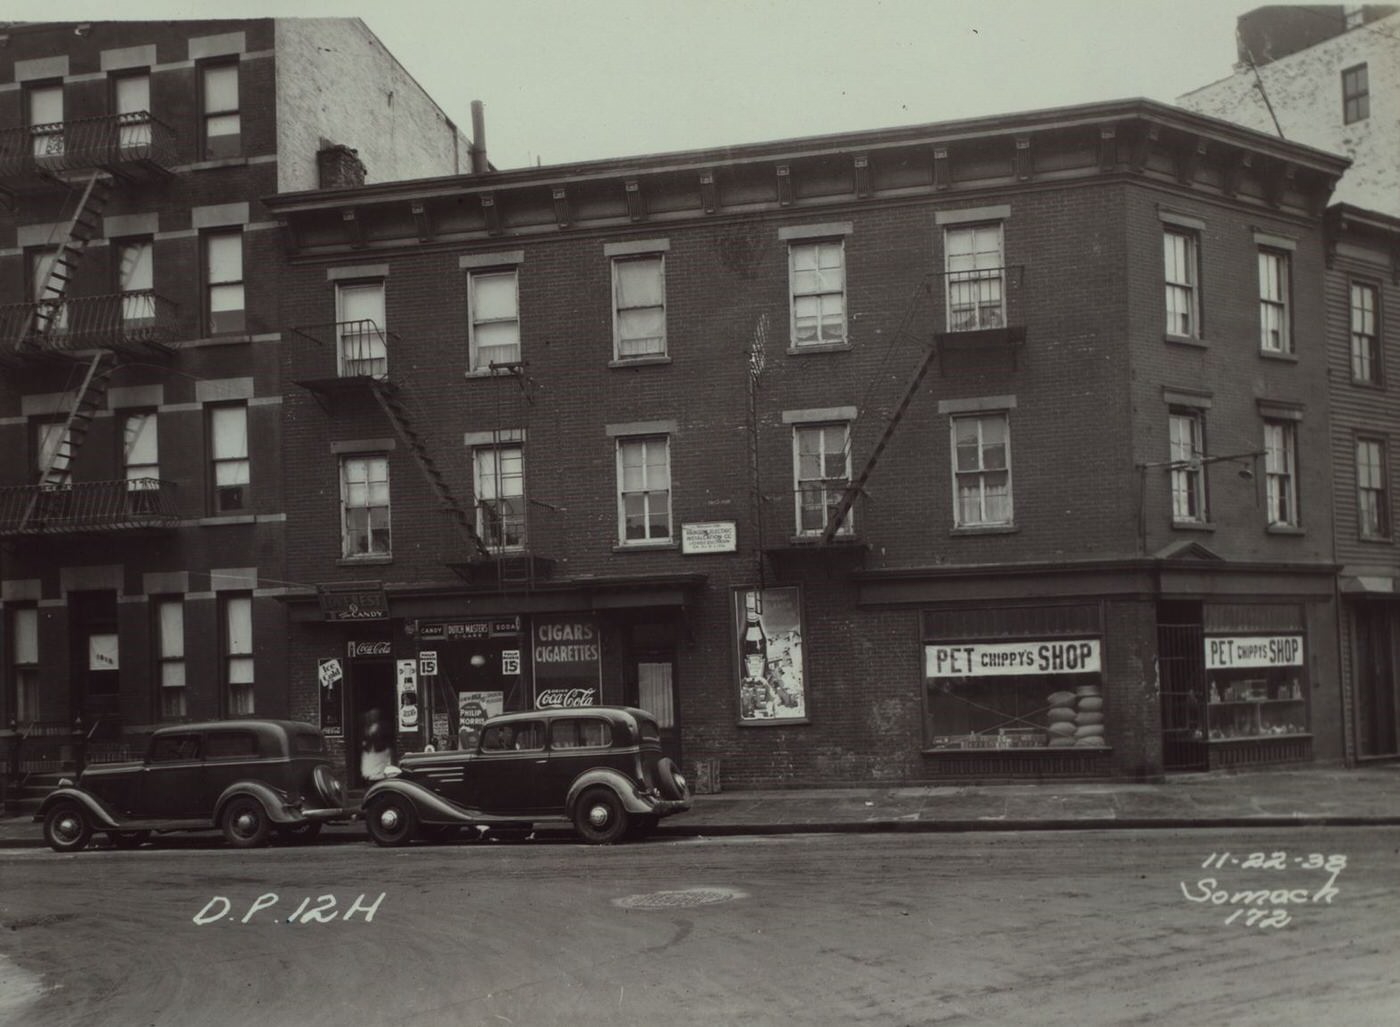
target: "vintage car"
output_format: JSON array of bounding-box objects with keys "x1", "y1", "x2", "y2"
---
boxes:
[
  {"x1": 361, "y1": 706, "x2": 690, "y2": 846},
  {"x1": 36, "y1": 720, "x2": 351, "y2": 852}
]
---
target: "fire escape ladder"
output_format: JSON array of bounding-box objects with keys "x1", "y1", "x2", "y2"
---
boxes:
[
  {"x1": 16, "y1": 351, "x2": 115, "y2": 531},
  {"x1": 822, "y1": 341, "x2": 940, "y2": 542},
  {"x1": 20, "y1": 171, "x2": 114, "y2": 348},
  {"x1": 369, "y1": 381, "x2": 490, "y2": 561}
]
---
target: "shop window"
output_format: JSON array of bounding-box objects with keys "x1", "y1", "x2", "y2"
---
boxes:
[
  {"x1": 951, "y1": 412, "x2": 1012, "y2": 527},
  {"x1": 1263, "y1": 420, "x2": 1298, "y2": 528},
  {"x1": 341, "y1": 454, "x2": 391, "y2": 558},
  {"x1": 924, "y1": 639, "x2": 1105, "y2": 750},
  {"x1": 1258, "y1": 249, "x2": 1291, "y2": 354},
  {"x1": 1350, "y1": 281, "x2": 1380, "y2": 384},
  {"x1": 223, "y1": 594, "x2": 254, "y2": 716},
  {"x1": 473, "y1": 444, "x2": 524, "y2": 550},
  {"x1": 468, "y1": 269, "x2": 520, "y2": 371},
  {"x1": 1163, "y1": 229, "x2": 1199, "y2": 338},
  {"x1": 793, "y1": 422, "x2": 852, "y2": 535},
  {"x1": 10, "y1": 606, "x2": 40, "y2": 724},
  {"x1": 1342, "y1": 63, "x2": 1369, "y2": 124},
  {"x1": 789, "y1": 240, "x2": 847, "y2": 345},
  {"x1": 613, "y1": 254, "x2": 666, "y2": 358},
  {"x1": 1356, "y1": 437, "x2": 1390, "y2": 540},
  {"x1": 616, "y1": 435, "x2": 671, "y2": 544},
  {"x1": 944, "y1": 223, "x2": 1004, "y2": 331},
  {"x1": 208, "y1": 403, "x2": 249, "y2": 512},
  {"x1": 155, "y1": 597, "x2": 185, "y2": 720},
  {"x1": 1169, "y1": 409, "x2": 1207, "y2": 523},
  {"x1": 1204, "y1": 635, "x2": 1307, "y2": 740}
]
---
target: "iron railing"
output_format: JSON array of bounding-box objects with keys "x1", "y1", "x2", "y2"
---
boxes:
[
  {"x1": 292, "y1": 319, "x2": 396, "y2": 379},
  {"x1": 0, "y1": 290, "x2": 179, "y2": 355},
  {"x1": 0, "y1": 478, "x2": 180, "y2": 535},
  {"x1": 0, "y1": 112, "x2": 178, "y2": 183}
]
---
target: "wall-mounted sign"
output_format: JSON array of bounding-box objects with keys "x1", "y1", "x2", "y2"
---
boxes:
[
  {"x1": 347, "y1": 640, "x2": 392, "y2": 659},
  {"x1": 418, "y1": 650, "x2": 438, "y2": 676},
  {"x1": 532, "y1": 613, "x2": 600, "y2": 708},
  {"x1": 317, "y1": 658, "x2": 344, "y2": 737},
  {"x1": 925, "y1": 639, "x2": 1102, "y2": 678},
  {"x1": 395, "y1": 659, "x2": 419, "y2": 731},
  {"x1": 733, "y1": 586, "x2": 807, "y2": 722},
  {"x1": 415, "y1": 616, "x2": 522, "y2": 641},
  {"x1": 1205, "y1": 635, "x2": 1303, "y2": 670},
  {"x1": 318, "y1": 582, "x2": 388, "y2": 621},
  {"x1": 682, "y1": 521, "x2": 737, "y2": 555}
]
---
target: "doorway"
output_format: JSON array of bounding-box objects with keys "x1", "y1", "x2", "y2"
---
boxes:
[
  {"x1": 68, "y1": 590, "x2": 121, "y2": 730},
  {"x1": 348, "y1": 660, "x2": 396, "y2": 788},
  {"x1": 1354, "y1": 602, "x2": 1399, "y2": 759},
  {"x1": 1158, "y1": 600, "x2": 1208, "y2": 772}
]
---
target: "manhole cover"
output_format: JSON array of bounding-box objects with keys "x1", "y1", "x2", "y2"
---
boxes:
[{"x1": 614, "y1": 887, "x2": 746, "y2": 910}]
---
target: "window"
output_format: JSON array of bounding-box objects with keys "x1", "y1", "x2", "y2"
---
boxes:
[
  {"x1": 789, "y1": 240, "x2": 846, "y2": 345},
  {"x1": 613, "y1": 255, "x2": 666, "y2": 358},
  {"x1": 29, "y1": 248, "x2": 68, "y2": 334},
  {"x1": 951, "y1": 413, "x2": 1012, "y2": 527},
  {"x1": 550, "y1": 718, "x2": 612, "y2": 749},
  {"x1": 1164, "y1": 229, "x2": 1199, "y2": 338},
  {"x1": 34, "y1": 419, "x2": 72, "y2": 486},
  {"x1": 1258, "y1": 249, "x2": 1291, "y2": 354},
  {"x1": 793, "y1": 422, "x2": 852, "y2": 535},
  {"x1": 155, "y1": 598, "x2": 186, "y2": 720},
  {"x1": 944, "y1": 225, "x2": 1005, "y2": 331},
  {"x1": 1351, "y1": 282, "x2": 1380, "y2": 384},
  {"x1": 204, "y1": 230, "x2": 244, "y2": 334},
  {"x1": 149, "y1": 733, "x2": 201, "y2": 763},
  {"x1": 617, "y1": 436, "x2": 671, "y2": 543},
  {"x1": 205, "y1": 731, "x2": 258, "y2": 759},
  {"x1": 26, "y1": 82, "x2": 63, "y2": 158},
  {"x1": 336, "y1": 281, "x2": 387, "y2": 378},
  {"x1": 340, "y1": 455, "x2": 391, "y2": 557},
  {"x1": 473, "y1": 444, "x2": 524, "y2": 550},
  {"x1": 10, "y1": 607, "x2": 40, "y2": 724},
  {"x1": 1357, "y1": 438, "x2": 1390, "y2": 540},
  {"x1": 224, "y1": 594, "x2": 254, "y2": 715},
  {"x1": 113, "y1": 71, "x2": 151, "y2": 150},
  {"x1": 1264, "y1": 421, "x2": 1298, "y2": 528},
  {"x1": 209, "y1": 403, "x2": 249, "y2": 512},
  {"x1": 201, "y1": 60, "x2": 240, "y2": 158},
  {"x1": 115, "y1": 237, "x2": 155, "y2": 325},
  {"x1": 1170, "y1": 410, "x2": 1207, "y2": 523},
  {"x1": 122, "y1": 411, "x2": 159, "y2": 511},
  {"x1": 1342, "y1": 63, "x2": 1369, "y2": 124},
  {"x1": 468, "y1": 270, "x2": 520, "y2": 371}
]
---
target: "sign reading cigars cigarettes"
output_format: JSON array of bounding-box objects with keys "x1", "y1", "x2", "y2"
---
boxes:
[
  {"x1": 927, "y1": 639, "x2": 1102, "y2": 678},
  {"x1": 532, "y1": 612, "x2": 600, "y2": 708}
]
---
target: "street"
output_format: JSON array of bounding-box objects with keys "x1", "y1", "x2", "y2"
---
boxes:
[{"x1": 1, "y1": 826, "x2": 1397, "y2": 1026}]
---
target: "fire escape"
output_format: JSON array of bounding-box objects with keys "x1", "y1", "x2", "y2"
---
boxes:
[{"x1": 0, "y1": 112, "x2": 181, "y2": 536}]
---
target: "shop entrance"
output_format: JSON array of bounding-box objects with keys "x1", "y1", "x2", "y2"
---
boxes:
[
  {"x1": 1354, "y1": 602, "x2": 1399, "y2": 759},
  {"x1": 1158, "y1": 601, "x2": 1208, "y2": 772},
  {"x1": 348, "y1": 660, "x2": 396, "y2": 788}
]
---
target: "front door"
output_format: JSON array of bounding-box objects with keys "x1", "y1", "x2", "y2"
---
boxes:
[
  {"x1": 636, "y1": 658, "x2": 681, "y2": 764},
  {"x1": 349, "y1": 660, "x2": 396, "y2": 788},
  {"x1": 68, "y1": 590, "x2": 121, "y2": 731},
  {"x1": 1354, "y1": 602, "x2": 1399, "y2": 758}
]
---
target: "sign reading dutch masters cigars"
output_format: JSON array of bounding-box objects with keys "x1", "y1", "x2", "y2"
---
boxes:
[
  {"x1": 1204, "y1": 635, "x2": 1303, "y2": 670},
  {"x1": 532, "y1": 613, "x2": 600, "y2": 708},
  {"x1": 926, "y1": 639, "x2": 1102, "y2": 678}
]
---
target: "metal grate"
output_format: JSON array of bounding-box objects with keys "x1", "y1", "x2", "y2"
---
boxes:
[{"x1": 1159, "y1": 621, "x2": 1209, "y2": 772}]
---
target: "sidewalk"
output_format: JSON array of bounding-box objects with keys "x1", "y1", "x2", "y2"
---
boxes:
[{"x1": 3, "y1": 765, "x2": 1397, "y2": 848}]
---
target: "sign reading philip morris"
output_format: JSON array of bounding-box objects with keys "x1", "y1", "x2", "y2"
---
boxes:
[
  {"x1": 532, "y1": 613, "x2": 600, "y2": 708},
  {"x1": 926, "y1": 639, "x2": 1102, "y2": 678}
]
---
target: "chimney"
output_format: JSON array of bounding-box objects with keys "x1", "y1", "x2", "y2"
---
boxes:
[
  {"x1": 317, "y1": 143, "x2": 367, "y2": 189},
  {"x1": 469, "y1": 100, "x2": 488, "y2": 173}
]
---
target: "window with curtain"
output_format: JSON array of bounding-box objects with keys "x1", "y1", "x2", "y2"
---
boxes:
[
  {"x1": 209, "y1": 403, "x2": 249, "y2": 512},
  {"x1": 202, "y1": 61, "x2": 240, "y2": 158},
  {"x1": 1170, "y1": 410, "x2": 1206, "y2": 522},
  {"x1": 468, "y1": 270, "x2": 520, "y2": 370},
  {"x1": 617, "y1": 436, "x2": 671, "y2": 543},
  {"x1": 156, "y1": 598, "x2": 186, "y2": 720},
  {"x1": 638, "y1": 662, "x2": 675, "y2": 728},
  {"x1": 952, "y1": 412, "x2": 1012, "y2": 527},
  {"x1": 122, "y1": 412, "x2": 159, "y2": 507},
  {"x1": 613, "y1": 255, "x2": 667, "y2": 358},
  {"x1": 1258, "y1": 249, "x2": 1291, "y2": 354},
  {"x1": 793, "y1": 422, "x2": 852, "y2": 535},
  {"x1": 114, "y1": 71, "x2": 151, "y2": 149},
  {"x1": 1357, "y1": 438, "x2": 1390, "y2": 540},
  {"x1": 225, "y1": 594, "x2": 254, "y2": 715},
  {"x1": 341, "y1": 455, "x2": 391, "y2": 557},
  {"x1": 116, "y1": 238, "x2": 154, "y2": 324},
  {"x1": 474, "y1": 445, "x2": 524, "y2": 549},
  {"x1": 789, "y1": 241, "x2": 847, "y2": 345},
  {"x1": 1164, "y1": 229, "x2": 1199, "y2": 338},
  {"x1": 27, "y1": 82, "x2": 63, "y2": 157},
  {"x1": 11, "y1": 606, "x2": 40, "y2": 724},
  {"x1": 1350, "y1": 282, "x2": 1380, "y2": 384},
  {"x1": 204, "y1": 230, "x2": 245, "y2": 335},
  {"x1": 945, "y1": 224, "x2": 1005, "y2": 331},
  {"x1": 1264, "y1": 420, "x2": 1298, "y2": 528},
  {"x1": 336, "y1": 281, "x2": 387, "y2": 377}
]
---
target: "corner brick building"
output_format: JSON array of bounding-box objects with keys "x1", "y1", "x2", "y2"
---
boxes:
[
  {"x1": 0, "y1": 19, "x2": 475, "y2": 806},
  {"x1": 267, "y1": 98, "x2": 1349, "y2": 788}
]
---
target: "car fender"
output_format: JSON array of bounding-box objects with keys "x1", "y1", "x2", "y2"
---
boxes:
[
  {"x1": 213, "y1": 781, "x2": 299, "y2": 827},
  {"x1": 566, "y1": 768, "x2": 653, "y2": 817},
  {"x1": 361, "y1": 777, "x2": 479, "y2": 825},
  {"x1": 35, "y1": 787, "x2": 123, "y2": 829}
]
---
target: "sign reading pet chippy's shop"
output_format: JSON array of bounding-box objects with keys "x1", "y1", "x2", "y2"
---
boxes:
[
  {"x1": 926, "y1": 639, "x2": 1102, "y2": 678},
  {"x1": 1205, "y1": 635, "x2": 1304, "y2": 670},
  {"x1": 532, "y1": 613, "x2": 600, "y2": 708}
]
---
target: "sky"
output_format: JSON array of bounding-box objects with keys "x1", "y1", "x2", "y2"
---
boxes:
[{"x1": 9, "y1": 0, "x2": 1249, "y2": 171}]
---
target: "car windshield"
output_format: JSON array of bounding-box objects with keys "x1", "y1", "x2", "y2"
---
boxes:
[{"x1": 291, "y1": 731, "x2": 326, "y2": 755}]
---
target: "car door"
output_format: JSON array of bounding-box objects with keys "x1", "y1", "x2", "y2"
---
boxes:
[
  {"x1": 201, "y1": 729, "x2": 262, "y2": 810},
  {"x1": 544, "y1": 717, "x2": 617, "y2": 813},
  {"x1": 465, "y1": 719, "x2": 547, "y2": 814},
  {"x1": 136, "y1": 732, "x2": 205, "y2": 819}
]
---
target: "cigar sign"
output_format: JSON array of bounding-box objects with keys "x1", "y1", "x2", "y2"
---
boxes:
[
  {"x1": 926, "y1": 639, "x2": 1102, "y2": 678},
  {"x1": 532, "y1": 613, "x2": 600, "y2": 708},
  {"x1": 1205, "y1": 635, "x2": 1304, "y2": 670}
]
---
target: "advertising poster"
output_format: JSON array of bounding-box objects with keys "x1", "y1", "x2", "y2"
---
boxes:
[
  {"x1": 733, "y1": 586, "x2": 807, "y2": 723},
  {"x1": 395, "y1": 659, "x2": 419, "y2": 732},
  {"x1": 457, "y1": 690, "x2": 503, "y2": 750},
  {"x1": 532, "y1": 612, "x2": 600, "y2": 708},
  {"x1": 317, "y1": 658, "x2": 344, "y2": 737}
]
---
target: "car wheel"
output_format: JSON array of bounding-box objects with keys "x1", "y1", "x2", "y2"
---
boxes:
[
  {"x1": 43, "y1": 803, "x2": 92, "y2": 853},
  {"x1": 655, "y1": 757, "x2": 686, "y2": 800},
  {"x1": 366, "y1": 795, "x2": 417, "y2": 847},
  {"x1": 276, "y1": 821, "x2": 323, "y2": 844},
  {"x1": 418, "y1": 824, "x2": 460, "y2": 844},
  {"x1": 108, "y1": 830, "x2": 150, "y2": 850},
  {"x1": 221, "y1": 796, "x2": 272, "y2": 849},
  {"x1": 573, "y1": 787, "x2": 629, "y2": 845}
]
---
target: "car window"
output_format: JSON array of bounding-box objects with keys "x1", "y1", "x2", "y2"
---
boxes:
[
  {"x1": 291, "y1": 731, "x2": 325, "y2": 755},
  {"x1": 552, "y1": 719, "x2": 612, "y2": 749},
  {"x1": 148, "y1": 734, "x2": 201, "y2": 763},
  {"x1": 481, "y1": 724, "x2": 515, "y2": 751},
  {"x1": 511, "y1": 721, "x2": 545, "y2": 751},
  {"x1": 205, "y1": 731, "x2": 259, "y2": 759},
  {"x1": 636, "y1": 717, "x2": 661, "y2": 744}
]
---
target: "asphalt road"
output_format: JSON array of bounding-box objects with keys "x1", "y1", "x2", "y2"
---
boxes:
[{"x1": 1, "y1": 827, "x2": 1397, "y2": 1026}]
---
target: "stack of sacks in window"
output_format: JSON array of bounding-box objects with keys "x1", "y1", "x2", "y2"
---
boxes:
[{"x1": 1044, "y1": 687, "x2": 1106, "y2": 747}]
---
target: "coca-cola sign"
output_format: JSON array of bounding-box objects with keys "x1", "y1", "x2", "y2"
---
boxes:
[
  {"x1": 536, "y1": 688, "x2": 598, "y2": 709},
  {"x1": 347, "y1": 640, "x2": 392, "y2": 659}
]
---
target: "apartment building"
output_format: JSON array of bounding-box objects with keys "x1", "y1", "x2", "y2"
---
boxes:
[
  {"x1": 0, "y1": 19, "x2": 474, "y2": 805},
  {"x1": 266, "y1": 99, "x2": 1348, "y2": 788}
]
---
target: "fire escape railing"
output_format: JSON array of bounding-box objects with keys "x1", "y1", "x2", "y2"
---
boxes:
[
  {"x1": 0, "y1": 478, "x2": 180, "y2": 535},
  {"x1": 1, "y1": 291, "x2": 179, "y2": 355},
  {"x1": 0, "y1": 112, "x2": 178, "y2": 180},
  {"x1": 291, "y1": 319, "x2": 395, "y2": 380}
]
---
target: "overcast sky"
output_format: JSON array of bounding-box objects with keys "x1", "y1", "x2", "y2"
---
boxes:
[{"x1": 15, "y1": 0, "x2": 1248, "y2": 170}]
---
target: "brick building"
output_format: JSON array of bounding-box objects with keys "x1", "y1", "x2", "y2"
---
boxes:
[
  {"x1": 0, "y1": 19, "x2": 475, "y2": 804},
  {"x1": 267, "y1": 98, "x2": 1348, "y2": 789}
]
